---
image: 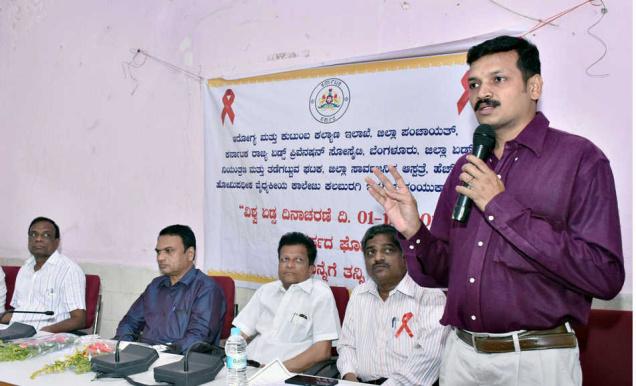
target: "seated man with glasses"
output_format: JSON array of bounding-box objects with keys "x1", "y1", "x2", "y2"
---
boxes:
[
  {"x1": 1, "y1": 217, "x2": 86, "y2": 332},
  {"x1": 232, "y1": 232, "x2": 340, "y2": 373}
]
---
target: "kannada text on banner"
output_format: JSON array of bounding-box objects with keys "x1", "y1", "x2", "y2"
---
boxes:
[{"x1": 204, "y1": 53, "x2": 478, "y2": 289}]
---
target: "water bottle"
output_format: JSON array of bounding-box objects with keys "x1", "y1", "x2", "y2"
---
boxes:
[{"x1": 225, "y1": 327, "x2": 248, "y2": 386}]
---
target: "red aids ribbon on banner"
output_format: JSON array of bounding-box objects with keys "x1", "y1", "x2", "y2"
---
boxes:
[
  {"x1": 221, "y1": 89, "x2": 236, "y2": 124},
  {"x1": 456, "y1": 70, "x2": 470, "y2": 115},
  {"x1": 395, "y1": 312, "x2": 414, "y2": 338}
]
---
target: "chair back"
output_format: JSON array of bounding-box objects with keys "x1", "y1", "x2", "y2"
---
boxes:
[
  {"x1": 3, "y1": 265, "x2": 101, "y2": 334},
  {"x1": 1, "y1": 266, "x2": 20, "y2": 310},
  {"x1": 329, "y1": 286, "x2": 350, "y2": 325},
  {"x1": 84, "y1": 274, "x2": 101, "y2": 333},
  {"x1": 573, "y1": 309, "x2": 632, "y2": 386},
  {"x1": 211, "y1": 275, "x2": 236, "y2": 340}
]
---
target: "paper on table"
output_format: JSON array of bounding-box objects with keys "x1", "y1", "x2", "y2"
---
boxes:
[{"x1": 248, "y1": 358, "x2": 293, "y2": 385}]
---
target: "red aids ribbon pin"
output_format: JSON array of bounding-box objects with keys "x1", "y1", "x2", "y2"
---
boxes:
[
  {"x1": 395, "y1": 312, "x2": 414, "y2": 338},
  {"x1": 221, "y1": 89, "x2": 236, "y2": 124},
  {"x1": 456, "y1": 71, "x2": 470, "y2": 115}
]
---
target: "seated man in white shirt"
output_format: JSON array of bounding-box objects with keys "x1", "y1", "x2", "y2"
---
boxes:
[
  {"x1": 0, "y1": 217, "x2": 86, "y2": 332},
  {"x1": 232, "y1": 232, "x2": 340, "y2": 373},
  {"x1": 337, "y1": 224, "x2": 449, "y2": 385}
]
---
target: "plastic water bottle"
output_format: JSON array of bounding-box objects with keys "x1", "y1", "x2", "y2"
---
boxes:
[{"x1": 225, "y1": 327, "x2": 248, "y2": 386}]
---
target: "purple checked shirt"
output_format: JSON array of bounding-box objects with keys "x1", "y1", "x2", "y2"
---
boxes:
[{"x1": 400, "y1": 112, "x2": 624, "y2": 333}]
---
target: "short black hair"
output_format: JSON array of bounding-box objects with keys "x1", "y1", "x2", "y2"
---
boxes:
[
  {"x1": 361, "y1": 224, "x2": 402, "y2": 253},
  {"x1": 29, "y1": 217, "x2": 60, "y2": 239},
  {"x1": 467, "y1": 35, "x2": 541, "y2": 82},
  {"x1": 278, "y1": 232, "x2": 317, "y2": 265},
  {"x1": 159, "y1": 224, "x2": 196, "y2": 252}
]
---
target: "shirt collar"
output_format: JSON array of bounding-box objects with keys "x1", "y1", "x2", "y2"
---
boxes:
[
  {"x1": 159, "y1": 265, "x2": 197, "y2": 288},
  {"x1": 510, "y1": 111, "x2": 550, "y2": 157},
  {"x1": 364, "y1": 273, "x2": 417, "y2": 299},
  {"x1": 277, "y1": 277, "x2": 314, "y2": 294},
  {"x1": 28, "y1": 250, "x2": 61, "y2": 268}
]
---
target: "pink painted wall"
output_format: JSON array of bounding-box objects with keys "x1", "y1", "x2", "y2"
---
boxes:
[{"x1": 0, "y1": 1, "x2": 631, "y2": 295}]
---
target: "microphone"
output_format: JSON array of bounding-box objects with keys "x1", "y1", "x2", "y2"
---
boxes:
[
  {"x1": 3, "y1": 310, "x2": 54, "y2": 316},
  {"x1": 0, "y1": 310, "x2": 55, "y2": 340},
  {"x1": 0, "y1": 309, "x2": 55, "y2": 325},
  {"x1": 451, "y1": 124, "x2": 496, "y2": 222},
  {"x1": 91, "y1": 338, "x2": 159, "y2": 377},
  {"x1": 154, "y1": 341, "x2": 226, "y2": 386}
]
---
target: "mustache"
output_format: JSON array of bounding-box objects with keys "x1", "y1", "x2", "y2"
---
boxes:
[
  {"x1": 372, "y1": 262, "x2": 389, "y2": 270},
  {"x1": 474, "y1": 98, "x2": 501, "y2": 111}
]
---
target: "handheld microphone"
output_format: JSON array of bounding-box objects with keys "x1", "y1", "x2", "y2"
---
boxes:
[{"x1": 451, "y1": 124, "x2": 496, "y2": 222}]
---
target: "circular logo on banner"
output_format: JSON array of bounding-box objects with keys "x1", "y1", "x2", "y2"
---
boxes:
[{"x1": 309, "y1": 78, "x2": 350, "y2": 124}]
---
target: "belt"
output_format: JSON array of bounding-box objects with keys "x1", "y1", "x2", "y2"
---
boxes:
[{"x1": 455, "y1": 324, "x2": 577, "y2": 354}]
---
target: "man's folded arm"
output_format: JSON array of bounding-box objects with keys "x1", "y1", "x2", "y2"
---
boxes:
[
  {"x1": 283, "y1": 340, "x2": 332, "y2": 373},
  {"x1": 40, "y1": 309, "x2": 86, "y2": 333}
]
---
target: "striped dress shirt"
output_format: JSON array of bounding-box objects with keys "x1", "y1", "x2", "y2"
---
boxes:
[
  {"x1": 10, "y1": 251, "x2": 86, "y2": 330},
  {"x1": 337, "y1": 274, "x2": 449, "y2": 386}
]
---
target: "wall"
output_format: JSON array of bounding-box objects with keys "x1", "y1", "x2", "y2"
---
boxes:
[{"x1": 0, "y1": 1, "x2": 631, "y2": 337}]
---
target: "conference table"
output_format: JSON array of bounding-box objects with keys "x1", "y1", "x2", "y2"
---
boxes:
[{"x1": 0, "y1": 333, "x2": 365, "y2": 385}]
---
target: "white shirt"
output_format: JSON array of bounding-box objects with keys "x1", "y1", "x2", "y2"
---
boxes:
[
  {"x1": 233, "y1": 277, "x2": 340, "y2": 365},
  {"x1": 11, "y1": 251, "x2": 86, "y2": 330},
  {"x1": 0, "y1": 268, "x2": 6, "y2": 314},
  {"x1": 337, "y1": 274, "x2": 449, "y2": 386}
]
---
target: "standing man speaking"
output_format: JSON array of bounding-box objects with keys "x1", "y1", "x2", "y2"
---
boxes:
[{"x1": 366, "y1": 36, "x2": 624, "y2": 385}]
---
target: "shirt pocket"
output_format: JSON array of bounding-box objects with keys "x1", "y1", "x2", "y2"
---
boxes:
[
  {"x1": 36, "y1": 287, "x2": 56, "y2": 308},
  {"x1": 489, "y1": 234, "x2": 540, "y2": 274},
  {"x1": 281, "y1": 312, "x2": 313, "y2": 342},
  {"x1": 389, "y1": 315, "x2": 418, "y2": 357},
  {"x1": 492, "y1": 253, "x2": 539, "y2": 273}
]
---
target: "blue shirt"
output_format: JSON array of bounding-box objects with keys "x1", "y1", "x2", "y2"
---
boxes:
[{"x1": 115, "y1": 267, "x2": 226, "y2": 353}]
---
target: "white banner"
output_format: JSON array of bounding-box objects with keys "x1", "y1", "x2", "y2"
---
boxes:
[{"x1": 204, "y1": 53, "x2": 477, "y2": 288}]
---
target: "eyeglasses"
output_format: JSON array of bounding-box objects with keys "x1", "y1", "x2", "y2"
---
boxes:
[{"x1": 28, "y1": 231, "x2": 55, "y2": 240}]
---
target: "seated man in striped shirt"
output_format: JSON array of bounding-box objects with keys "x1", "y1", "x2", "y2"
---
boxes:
[
  {"x1": 1, "y1": 217, "x2": 86, "y2": 332},
  {"x1": 337, "y1": 224, "x2": 449, "y2": 385}
]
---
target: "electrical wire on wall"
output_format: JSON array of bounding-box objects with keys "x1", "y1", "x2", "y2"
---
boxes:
[
  {"x1": 121, "y1": 48, "x2": 204, "y2": 95},
  {"x1": 489, "y1": 0, "x2": 558, "y2": 26},
  {"x1": 490, "y1": 0, "x2": 610, "y2": 78},
  {"x1": 585, "y1": 0, "x2": 609, "y2": 78}
]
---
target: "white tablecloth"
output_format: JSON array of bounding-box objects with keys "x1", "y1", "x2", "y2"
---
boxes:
[
  {"x1": 0, "y1": 325, "x2": 364, "y2": 385},
  {"x1": 0, "y1": 344, "x2": 363, "y2": 385}
]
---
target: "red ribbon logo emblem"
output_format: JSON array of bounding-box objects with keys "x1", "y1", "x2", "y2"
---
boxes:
[
  {"x1": 221, "y1": 89, "x2": 235, "y2": 125},
  {"x1": 456, "y1": 71, "x2": 470, "y2": 115},
  {"x1": 395, "y1": 312, "x2": 414, "y2": 338}
]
